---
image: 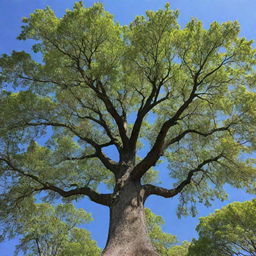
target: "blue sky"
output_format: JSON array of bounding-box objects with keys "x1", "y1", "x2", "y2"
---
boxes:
[{"x1": 0, "y1": 0, "x2": 256, "y2": 255}]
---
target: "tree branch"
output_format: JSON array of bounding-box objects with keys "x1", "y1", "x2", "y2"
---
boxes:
[
  {"x1": 164, "y1": 124, "x2": 234, "y2": 148},
  {"x1": 21, "y1": 121, "x2": 119, "y2": 173},
  {"x1": 130, "y1": 89, "x2": 170, "y2": 151},
  {"x1": 132, "y1": 78, "x2": 199, "y2": 180},
  {"x1": 72, "y1": 110, "x2": 121, "y2": 151},
  {"x1": 129, "y1": 58, "x2": 175, "y2": 149},
  {"x1": 0, "y1": 157, "x2": 112, "y2": 206},
  {"x1": 143, "y1": 153, "x2": 223, "y2": 199},
  {"x1": 77, "y1": 67, "x2": 130, "y2": 147},
  {"x1": 55, "y1": 153, "x2": 97, "y2": 165},
  {"x1": 197, "y1": 55, "x2": 234, "y2": 85}
]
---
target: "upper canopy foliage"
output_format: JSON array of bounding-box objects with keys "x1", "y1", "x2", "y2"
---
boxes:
[{"x1": 0, "y1": 2, "x2": 255, "y2": 218}]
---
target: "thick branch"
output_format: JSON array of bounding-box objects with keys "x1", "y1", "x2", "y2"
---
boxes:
[
  {"x1": 164, "y1": 124, "x2": 233, "y2": 148},
  {"x1": 132, "y1": 79, "x2": 199, "y2": 180},
  {"x1": 44, "y1": 185, "x2": 112, "y2": 206},
  {"x1": 64, "y1": 86, "x2": 121, "y2": 151},
  {"x1": 0, "y1": 157, "x2": 112, "y2": 206},
  {"x1": 143, "y1": 153, "x2": 223, "y2": 199},
  {"x1": 93, "y1": 83, "x2": 130, "y2": 146},
  {"x1": 77, "y1": 68, "x2": 130, "y2": 147},
  {"x1": 130, "y1": 90, "x2": 170, "y2": 150},
  {"x1": 54, "y1": 153, "x2": 97, "y2": 166}
]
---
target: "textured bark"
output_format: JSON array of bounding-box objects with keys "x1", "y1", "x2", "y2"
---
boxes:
[{"x1": 102, "y1": 181, "x2": 159, "y2": 256}]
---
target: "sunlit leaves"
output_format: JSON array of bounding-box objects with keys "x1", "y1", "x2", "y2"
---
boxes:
[
  {"x1": 145, "y1": 208, "x2": 189, "y2": 256},
  {"x1": 0, "y1": 2, "x2": 255, "y2": 219},
  {"x1": 188, "y1": 200, "x2": 256, "y2": 256},
  {"x1": 12, "y1": 203, "x2": 101, "y2": 256}
]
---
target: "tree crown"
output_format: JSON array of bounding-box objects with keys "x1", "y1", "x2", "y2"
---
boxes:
[
  {"x1": 189, "y1": 199, "x2": 256, "y2": 256},
  {"x1": 0, "y1": 2, "x2": 255, "y2": 219}
]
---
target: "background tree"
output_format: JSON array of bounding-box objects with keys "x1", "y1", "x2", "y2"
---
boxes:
[
  {"x1": 188, "y1": 200, "x2": 256, "y2": 256},
  {"x1": 1, "y1": 202, "x2": 101, "y2": 256},
  {"x1": 145, "y1": 208, "x2": 189, "y2": 256},
  {"x1": 0, "y1": 2, "x2": 255, "y2": 255},
  {"x1": 168, "y1": 241, "x2": 190, "y2": 256}
]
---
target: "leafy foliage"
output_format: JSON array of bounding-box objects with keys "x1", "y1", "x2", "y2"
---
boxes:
[
  {"x1": 0, "y1": 2, "x2": 256, "y2": 253},
  {"x1": 145, "y1": 208, "x2": 189, "y2": 256},
  {"x1": 145, "y1": 208, "x2": 177, "y2": 254},
  {"x1": 3, "y1": 203, "x2": 101, "y2": 256},
  {"x1": 168, "y1": 241, "x2": 190, "y2": 256},
  {"x1": 188, "y1": 200, "x2": 256, "y2": 256}
]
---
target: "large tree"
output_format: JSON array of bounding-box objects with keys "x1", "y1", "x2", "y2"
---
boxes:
[
  {"x1": 5, "y1": 203, "x2": 101, "y2": 256},
  {"x1": 0, "y1": 2, "x2": 255, "y2": 255},
  {"x1": 188, "y1": 200, "x2": 256, "y2": 256}
]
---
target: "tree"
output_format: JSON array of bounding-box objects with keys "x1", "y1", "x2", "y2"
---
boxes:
[
  {"x1": 188, "y1": 200, "x2": 256, "y2": 256},
  {"x1": 1, "y1": 202, "x2": 101, "y2": 256},
  {"x1": 145, "y1": 208, "x2": 177, "y2": 255},
  {"x1": 0, "y1": 2, "x2": 255, "y2": 255},
  {"x1": 145, "y1": 208, "x2": 189, "y2": 256},
  {"x1": 168, "y1": 241, "x2": 190, "y2": 256}
]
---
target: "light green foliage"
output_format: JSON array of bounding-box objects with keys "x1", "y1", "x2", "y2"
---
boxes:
[
  {"x1": 145, "y1": 208, "x2": 177, "y2": 254},
  {"x1": 145, "y1": 208, "x2": 189, "y2": 256},
  {"x1": 0, "y1": 1, "x2": 256, "y2": 244},
  {"x1": 10, "y1": 203, "x2": 101, "y2": 256},
  {"x1": 188, "y1": 200, "x2": 256, "y2": 256},
  {"x1": 168, "y1": 241, "x2": 190, "y2": 256}
]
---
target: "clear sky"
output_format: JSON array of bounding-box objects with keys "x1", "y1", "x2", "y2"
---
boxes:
[{"x1": 0, "y1": 0, "x2": 256, "y2": 255}]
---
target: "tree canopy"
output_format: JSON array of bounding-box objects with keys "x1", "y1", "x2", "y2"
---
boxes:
[
  {"x1": 0, "y1": 2, "x2": 256, "y2": 255},
  {"x1": 188, "y1": 200, "x2": 256, "y2": 256},
  {"x1": 168, "y1": 241, "x2": 190, "y2": 256},
  {"x1": 145, "y1": 208, "x2": 189, "y2": 256},
  {"x1": 1, "y1": 202, "x2": 100, "y2": 256}
]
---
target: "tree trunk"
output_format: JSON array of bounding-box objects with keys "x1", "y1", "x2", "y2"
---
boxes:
[{"x1": 102, "y1": 181, "x2": 158, "y2": 256}]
